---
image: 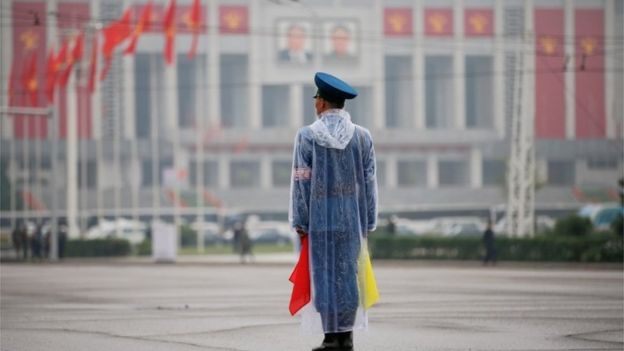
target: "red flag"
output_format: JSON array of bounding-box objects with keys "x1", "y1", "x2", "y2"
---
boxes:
[
  {"x1": 8, "y1": 59, "x2": 17, "y2": 105},
  {"x1": 125, "y1": 1, "x2": 153, "y2": 55},
  {"x1": 163, "y1": 0, "x2": 176, "y2": 65},
  {"x1": 58, "y1": 39, "x2": 74, "y2": 88},
  {"x1": 21, "y1": 54, "x2": 38, "y2": 106},
  {"x1": 101, "y1": 8, "x2": 132, "y2": 80},
  {"x1": 88, "y1": 34, "x2": 98, "y2": 94},
  {"x1": 187, "y1": 0, "x2": 201, "y2": 59},
  {"x1": 72, "y1": 32, "x2": 84, "y2": 61},
  {"x1": 45, "y1": 48, "x2": 59, "y2": 103},
  {"x1": 289, "y1": 236, "x2": 310, "y2": 316}
]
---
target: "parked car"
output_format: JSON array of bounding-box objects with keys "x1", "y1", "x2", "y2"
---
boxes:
[
  {"x1": 494, "y1": 215, "x2": 556, "y2": 235},
  {"x1": 430, "y1": 217, "x2": 485, "y2": 237},
  {"x1": 84, "y1": 218, "x2": 147, "y2": 245},
  {"x1": 578, "y1": 204, "x2": 624, "y2": 232}
]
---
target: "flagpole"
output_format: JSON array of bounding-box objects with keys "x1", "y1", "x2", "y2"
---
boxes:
[{"x1": 195, "y1": 54, "x2": 204, "y2": 253}]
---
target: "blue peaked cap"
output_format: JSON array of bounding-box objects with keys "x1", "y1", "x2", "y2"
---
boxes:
[{"x1": 314, "y1": 72, "x2": 358, "y2": 102}]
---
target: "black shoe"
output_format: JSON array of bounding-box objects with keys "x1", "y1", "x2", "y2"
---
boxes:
[{"x1": 311, "y1": 332, "x2": 353, "y2": 351}]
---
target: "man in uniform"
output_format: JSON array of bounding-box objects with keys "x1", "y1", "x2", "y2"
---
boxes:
[{"x1": 290, "y1": 72, "x2": 378, "y2": 351}]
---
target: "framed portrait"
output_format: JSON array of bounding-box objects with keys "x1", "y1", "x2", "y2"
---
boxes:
[
  {"x1": 322, "y1": 20, "x2": 358, "y2": 63},
  {"x1": 276, "y1": 19, "x2": 314, "y2": 65}
]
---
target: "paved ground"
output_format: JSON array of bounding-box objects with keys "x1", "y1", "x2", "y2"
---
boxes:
[{"x1": 1, "y1": 258, "x2": 622, "y2": 351}]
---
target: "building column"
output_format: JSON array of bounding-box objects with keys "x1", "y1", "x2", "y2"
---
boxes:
[
  {"x1": 493, "y1": 0, "x2": 505, "y2": 138},
  {"x1": 470, "y1": 148, "x2": 482, "y2": 189},
  {"x1": 208, "y1": 0, "x2": 220, "y2": 130},
  {"x1": 372, "y1": 0, "x2": 385, "y2": 130},
  {"x1": 260, "y1": 155, "x2": 271, "y2": 190},
  {"x1": 414, "y1": 0, "x2": 425, "y2": 130},
  {"x1": 91, "y1": 0, "x2": 104, "y2": 222},
  {"x1": 427, "y1": 154, "x2": 439, "y2": 189},
  {"x1": 1, "y1": 1, "x2": 13, "y2": 139},
  {"x1": 218, "y1": 156, "x2": 229, "y2": 190},
  {"x1": 291, "y1": 84, "x2": 303, "y2": 129},
  {"x1": 248, "y1": 0, "x2": 261, "y2": 130},
  {"x1": 453, "y1": 0, "x2": 466, "y2": 130},
  {"x1": 564, "y1": 0, "x2": 575, "y2": 139},
  {"x1": 605, "y1": 0, "x2": 615, "y2": 139},
  {"x1": 386, "y1": 155, "x2": 398, "y2": 189}
]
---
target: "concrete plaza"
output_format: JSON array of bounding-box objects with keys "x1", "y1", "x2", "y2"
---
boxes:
[{"x1": 1, "y1": 258, "x2": 622, "y2": 351}]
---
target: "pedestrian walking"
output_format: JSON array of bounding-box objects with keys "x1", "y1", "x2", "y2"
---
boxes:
[
  {"x1": 233, "y1": 219, "x2": 253, "y2": 263},
  {"x1": 11, "y1": 221, "x2": 22, "y2": 260},
  {"x1": 289, "y1": 72, "x2": 379, "y2": 351},
  {"x1": 483, "y1": 219, "x2": 497, "y2": 265}
]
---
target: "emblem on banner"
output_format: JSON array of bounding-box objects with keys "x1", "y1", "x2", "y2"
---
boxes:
[
  {"x1": 580, "y1": 37, "x2": 597, "y2": 55},
  {"x1": 388, "y1": 14, "x2": 407, "y2": 33},
  {"x1": 428, "y1": 13, "x2": 447, "y2": 33},
  {"x1": 468, "y1": 13, "x2": 488, "y2": 34},
  {"x1": 539, "y1": 36, "x2": 557, "y2": 55},
  {"x1": 21, "y1": 30, "x2": 39, "y2": 50},
  {"x1": 223, "y1": 11, "x2": 242, "y2": 30}
]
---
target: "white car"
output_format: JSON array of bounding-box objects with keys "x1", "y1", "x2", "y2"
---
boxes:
[{"x1": 85, "y1": 218, "x2": 147, "y2": 245}]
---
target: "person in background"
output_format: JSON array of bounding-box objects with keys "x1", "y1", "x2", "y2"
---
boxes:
[{"x1": 482, "y1": 219, "x2": 497, "y2": 265}]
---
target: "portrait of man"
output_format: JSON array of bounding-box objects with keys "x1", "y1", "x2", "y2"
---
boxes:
[
  {"x1": 277, "y1": 20, "x2": 313, "y2": 64},
  {"x1": 323, "y1": 20, "x2": 358, "y2": 62}
]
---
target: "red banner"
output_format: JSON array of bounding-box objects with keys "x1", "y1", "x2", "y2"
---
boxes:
[
  {"x1": 384, "y1": 8, "x2": 413, "y2": 37},
  {"x1": 425, "y1": 8, "x2": 453, "y2": 37},
  {"x1": 465, "y1": 9, "x2": 493, "y2": 37},
  {"x1": 11, "y1": 1, "x2": 47, "y2": 139},
  {"x1": 575, "y1": 9, "x2": 605, "y2": 138},
  {"x1": 58, "y1": 2, "x2": 91, "y2": 140},
  {"x1": 135, "y1": 3, "x2": 206, "y2": 34},
  {"x1": 535, "y1": 8, "x2": 565, "y2": 139},
  {"x1": 219, "y1": 5, "x2": 248, "y2": 34}
]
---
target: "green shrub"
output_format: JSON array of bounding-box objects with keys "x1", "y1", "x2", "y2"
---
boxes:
[
  {"x1": 552, "y1": 215, "x2": 593, "y2": 237},
  {"x1": 180, "y1": 225, "x2": 197, "y2": 247},
  {"x1": 65, "y1": 238, "x2": 131, "y2": 257},
  {"x1": 612, "y1": 214, "x2": 623, "y2": 237},
  {"x1": 136, "y1": 239, "x2": 152, "y2": 256},
  {"x1": 369, "y1": 234, "x2": 622, "y2": 262}
]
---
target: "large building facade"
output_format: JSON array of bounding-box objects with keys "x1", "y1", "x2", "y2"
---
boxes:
[{"x1": 1, "y1": 0, "x2": 622, "y2": 232}]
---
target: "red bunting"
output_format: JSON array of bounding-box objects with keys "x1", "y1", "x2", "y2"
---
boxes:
[
  {"x1": 163, "y1": 0, "x2": 176, "y2": 65},
  {"x1": 289, "y1": 236, "x2": 311, "y2": 316},
  {"x1": 101, "y1": 8, "x2": 132, "y2": 80},
  {"x1": 22, "y1": 53, "x2": 38, "y2": 107},
  {"x1": 88, "y1": 34, "x2": 98, "y2": 94},
  {"x1": 125, "y1": 1, "x2": 153, "y2": 55},
  {"x1": 45, "y1": 48, "x2": 58, "y2": 103},
  {"x1": 187, "y1": 0, "x2": 201, "y2": 59}
]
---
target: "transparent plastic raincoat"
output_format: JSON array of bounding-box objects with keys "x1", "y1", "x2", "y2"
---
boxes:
[{"x1": 289, "y1": 108, "x2": 379, "y2": 334}]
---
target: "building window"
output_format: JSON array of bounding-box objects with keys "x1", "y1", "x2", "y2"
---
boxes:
[
  {"x1": 135, "y1": 54, "x2": 153, "y2": 138},
  {"x1": 465, "y1": 55, "x2": 493, "y2": 128},
  {"x1": 262, "y1": 85, "x2": 290, "y2": 128},
  {"x1": 303, "y1": 84, "x2": 317, "y2": 126},
  {"x1": 587, "y1": 158, "x2": 617, "y2": 170},
  {"x1": 230, "y1": 161, "x2": 260, "y2": 188},
  {"x1": 348, "y1": 85, "x2": 373, "y2": 129},
  {"x1": 272, "y1": 160, "x2": 292, "y2": 187},
  {"x1": 482, "y1": 160, "x2": 505, "y2": 186},
  {"x1": 425, "y1": 55, "x2": 454, "y2": 129},
  {"x1": 548, "y1": 160, "x2": 575, "y2": 185},
  {"x1": 220, "y1": 54, "x2": 248, "y2": 128},
  {"x1": 385, "y1": 55, "x2": 413, "y2": 128},
  {"x1": 77, "y1": 160, "x2": 97, "y2": 189},
  {"x1": 397, "y1": 160, "x2": 427, "y2": 187},
  {"x1": 141, "y1": 160, "x2": 153, "y2": 186},
  {"x1": 177, "y1": 54, "x2": 195, "y2": 128},
  {"x1": 189, "y1": 160, "x2": 218, "y2": 187},
  {"x1": 439, "y1": 160, "x2": 468, "y2": 186}
]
